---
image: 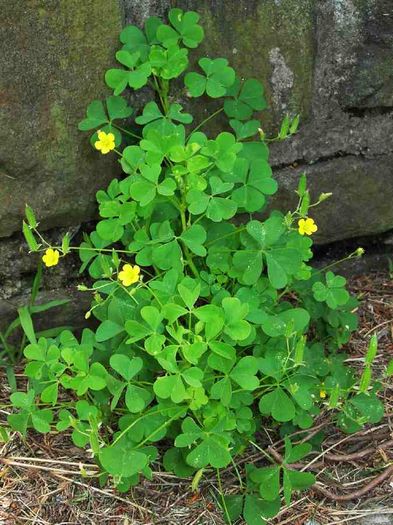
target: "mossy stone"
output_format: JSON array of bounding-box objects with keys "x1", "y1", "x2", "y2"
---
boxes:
[
  {"x1": 0, "y1": 0, "x2": 123, "y2": 238},
  {"x1": 173, "y1": 0, "x2": 316, "y2": 133}
]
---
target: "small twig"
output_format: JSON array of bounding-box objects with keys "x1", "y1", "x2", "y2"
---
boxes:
[
  {"x1": 363, "y1": 318, "x2": 393, "y2": 337},
  {"x1": 324, "y1": 439, "x2": 393, "y2": 462},
  {"x1": 314, "y1": 464, "x2": 393, "y2": 501},
  {"x1": 0, "y1": 458, "x2": 93, "y2": 476},
  {"x1": 52, "y1": 473, "x2": 152, "y2": 514}
]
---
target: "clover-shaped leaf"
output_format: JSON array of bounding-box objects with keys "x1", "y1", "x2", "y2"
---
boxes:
[
  {"x1": 149, "y1": 45, "x2": 189, "y2": 79},
  {"x1": 229, "y1": 157, "x2": 277, "y2": 212},
  {"x1": 100, "y1": 441, "x2": 148, "y2": 478},
  {"x1": 78, "y1": 96, "x2": 133, "y2": 147},
  {"x1": 180, "y1": 224, "x2": 207, "y2": 256},
  {"x1": 229, "y1": 119, "x2": 261, "y2": 140},
  {"x1": 225, "y1": 78, "x2": 266, "y2": 120},
  {"x1": 312, "y1": 271, "x2": 350, "y2": 310},
  {"x1": 201, "y1": 132, "x2": 242, "y2": 172},
  {"x1": 135, "y1": 102, "x2": 192, "y2": 132},
  {"x1": 105, "y1": 51, "x2": 152, "y2": 94},
  {"x1": 259, "y1": 387, "x2": 296, "y2": 422},
  {"x1": 157, "y1": 9, "x2": 204, "y2": 49},
  {"x1": 230, "y1": 356, "x2": 259, "y2": 390},
  {"x1": 120, "y1": 17, "x2": 162, "y2": 60},
  {"x1": 222, "y1": 297, "x2": 251, "y2": 341},
  {"x1": 185, "y1": 58, "x2": 235, "y2": 98}
]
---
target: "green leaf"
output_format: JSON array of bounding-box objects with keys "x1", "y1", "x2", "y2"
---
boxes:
[
  {"x1": 110, "y1": 355, "x2": 143, "y2": 381},
  {"x1": 100, "y1": 443, "x2": 148, "y2": 477},
  {"x1": 312, "y1": 271, "x2": 350, "y2": 310},
  {"x1": 229, "y1": 119, "x2": 260, "y2": 140},
  {"x1": 186, "y1": 435, "x2": 232, "y2": 468},
  {"x1": 18, "y1": 307, "x2": 36, "y2": 344},
  {"x1": 283, "y1": 468, "x2": 315, "y2": 505},
  {"x1": 157, "y1": 9, "x2": 204, "y2": 49},
  {"x1": 8, "y1": 412, "x2": 30, "y2": 435},
  {"x1": 41, "y1": 383, "x2": 58, "y2": 405},
  {"x1": 243, "y1": 495, "x2": 280, "y2": 525},
  {"x1": 22, "y1": 221, "x2": 39, "y2": 251},
  {"x1": 224, "y1": 79, "x2": 266, "y2": 120},
  {"x1": 266, "y1": 248, "x2": 302, "y2": 289},
  {"x1": 178, "y1": 277, "x2": 200, "y2": 309},
  {"x1": 284, "y1": 439, "x2": 312, "y2": 463},
  {"x1": 259, "y1": 387, "x2": 296, "y2": 422},
  {"x1": 125, "y1": 320, "x2": 152, "y2": 343},
  {"x1": 154, "y1": 374, "x2": 186, "y2": 403},
  {"x1": 185, "y1": 58, "x2": 235, "y2": 98},
  {"x1": 125, "y1": 384, "x2": 149, "y2": 413},
  {"x1": 231, "y1": 158, "x2": 277, "y2": 212},
  {"x1": 222, "y1": 297, "x2": 251, "y2": 341},
  {"x1": 222, "y1": 495, "x2": 244, "y2": 522},
  {"x1": 31, "y1": 410, "x2": 53, "y2": 433},
  {"x1": 162, "y1": 303, "x2": 188, "y2": 323},
  {"x1": 230, "y1": 357, "x2": 259, "y2": 391},
  {"x1": 163, "y1": 447, "x2": 196, "y2": 477},
  {"x1": 96, "y1": 320, "x2": 124, "y2": 342},
  {"x1": 180, "y1": 224, "x2": 207, "y2": 256},
  {"x1": 250, "y1": 465, "x2": 281, "y2": 501}
]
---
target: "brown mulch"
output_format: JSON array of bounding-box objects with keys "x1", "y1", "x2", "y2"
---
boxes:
[{"x1": 0, "y1": 272, "x2": 392, "y2": 525}]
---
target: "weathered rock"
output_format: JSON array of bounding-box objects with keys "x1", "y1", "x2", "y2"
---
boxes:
[
  {"x1": 175, "y1": 0, "x2": 316, "y2": 131},
  {"x1": 0, "y1": 0, "x2": 123, "y2": 238},
  {"x1": 0, "y1": 288, "x2": 92, "y2": 334},
  {"x1": 340, "y1": 0, "x2": 393, "y2": 109},
  {"x1": 270, "y1": 155, "x2": 393, "y2": 244}
]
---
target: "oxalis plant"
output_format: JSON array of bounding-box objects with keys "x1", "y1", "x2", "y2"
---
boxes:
[{"x1": 11, "y1": 8, "x2": 386, "y2": 524}]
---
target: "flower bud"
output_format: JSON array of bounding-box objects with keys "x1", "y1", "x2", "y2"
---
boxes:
[
  {"x1": 318, "y1": 192, "x2": 333, "y2": 202},
  {"x1": 355, "y1": 247, "x2": 365, "y2": 257},
  {"x1": 77, "y1": 284, "x2": 88, "y2": 291}
]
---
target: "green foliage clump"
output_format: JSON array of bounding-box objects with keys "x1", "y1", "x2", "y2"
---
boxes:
[{"x1": 13, "y1": 8, "x2": 386, "y2": 523}]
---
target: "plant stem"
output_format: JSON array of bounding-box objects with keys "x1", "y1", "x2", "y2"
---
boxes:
[
  {"x1": 180, "y1": 207, "x2": 200, "y2": 278},
  {"x1": 189, "y1": 107, "x2": 224, "y2": 136},
  {"x1": 111, "y1": 123, "x2": 141, "y2": 140},
  {"x1": 217, "y1": 468, "x2": 232, "y2": 524}
]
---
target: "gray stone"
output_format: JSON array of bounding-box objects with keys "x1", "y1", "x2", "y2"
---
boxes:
[
  {"x1": 0, "y1": 288, "x2": 92, "y2": 335},
  {"x1": 340, "y1": 0, "x2": 393, "y2": 109},
  {"x1": 0, "y1": 0, "x2": 123, "y2": 238},
  {"x1": 270, "y1": 155, "x2": 393, "y2": 244}
]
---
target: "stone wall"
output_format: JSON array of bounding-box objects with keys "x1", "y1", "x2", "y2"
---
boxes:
[{"x1": 1, "y1": 0, "x2": 393, "y2": 327}]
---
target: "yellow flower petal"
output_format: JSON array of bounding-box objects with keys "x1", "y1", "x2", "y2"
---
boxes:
[
  {"x1": 118, "y1": 264, "x2": 140, "y2": 287},
  {"x1": 298, "y1": 217, "x2": 317, "y2": 236},
  {"x1": 42, "y1": 248, "x2": 60, "y2": 267}
]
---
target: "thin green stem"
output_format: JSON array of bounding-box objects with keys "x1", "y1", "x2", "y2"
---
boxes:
[
  {"x1": 217, "y1": 468, "x2": 232, "y2": 524},
  {"x1": 189, "y1": 107, "x2": 224, "y2": 136},
  {"x1": 180, "y1": 207, "x2": 200, "y2": 279},
  {"x1": 111, "y1": 123, "x2": 141, "y2": 140}
]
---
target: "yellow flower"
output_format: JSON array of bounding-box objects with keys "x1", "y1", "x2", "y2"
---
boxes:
[
  {"x1": 118, "y1": 264, "x2": 140, "y2": 287},
  {"x1": 319, "y1": 389, "x2": 327, "y2": 399},
  {"x1": 42, "y1": 248, "x2": 60, "y2": 267},
  {"x1": 94, "y1": 130, "x2": 115, "y2": 154},
  {"x1": 298, "y1": 217, "x2": 318, "y2": 236}
]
